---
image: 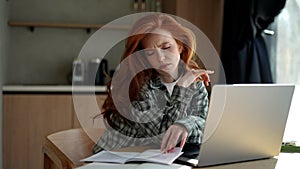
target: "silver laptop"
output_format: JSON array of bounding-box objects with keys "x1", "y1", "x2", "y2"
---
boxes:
[{"x1": 179, "y1": 84, "x2": 295, "y2": 167}]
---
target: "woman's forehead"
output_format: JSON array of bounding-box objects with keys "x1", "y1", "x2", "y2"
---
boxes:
[{"x1": 141, "y1": 29, "x2": 175, "y2": 47}]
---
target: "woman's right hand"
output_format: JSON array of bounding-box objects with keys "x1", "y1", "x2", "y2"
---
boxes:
[
  {"x1": 161, "y1": 124, "x2": 188, "y2": 153},
  {"x1": 177, "y1": 69, "x2": 214, "y2": 88}
]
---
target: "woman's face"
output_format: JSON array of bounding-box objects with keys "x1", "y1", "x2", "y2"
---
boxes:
[{"x1": 141, "y1": 29, "x2": 182, "y2": 81}]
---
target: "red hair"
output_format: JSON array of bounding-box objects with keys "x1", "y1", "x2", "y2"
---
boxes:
[{"x1": 100, "y1": 14, "x2": 201, "y2": 122}]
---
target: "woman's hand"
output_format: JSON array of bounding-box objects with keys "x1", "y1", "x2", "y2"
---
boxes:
[
  {"x1": 177, "y1": 69, "x2": 214, "y2": 88},
  {"x1": 161, "y1": 124, "x2": 188, "y2": 153},
  {"x1": 200, "y1": 69, "x2": 214, "y2": 86}
]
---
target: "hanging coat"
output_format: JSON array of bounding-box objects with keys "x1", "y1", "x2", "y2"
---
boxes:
[{"x1": 221, "y1": 0, "x2": 286, "y2": 83}]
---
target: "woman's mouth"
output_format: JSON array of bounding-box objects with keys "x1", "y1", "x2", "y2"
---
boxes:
[{"x1": 159, "y1": 63, "x2": 171, "y2": 70}]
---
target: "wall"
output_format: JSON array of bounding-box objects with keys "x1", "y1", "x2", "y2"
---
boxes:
[
  {"x1": 7, "y1": 0, "x2": 133, "y2": 85},
  {"x1": 0, "y1": 0, "x2": 10, "y2": 168}
]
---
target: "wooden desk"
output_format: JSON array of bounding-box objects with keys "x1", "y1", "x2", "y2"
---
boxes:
[
  {"x1": 43, "y1": 128, "x2": 300, "y2": 169},
  {"x1": 197, "y1": 153, "x2": 300, "y2": 169}
]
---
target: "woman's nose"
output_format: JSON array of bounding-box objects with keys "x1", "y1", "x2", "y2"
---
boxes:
[{"x1": 156, "y1": 49, "x2": 165, "y2": 62}]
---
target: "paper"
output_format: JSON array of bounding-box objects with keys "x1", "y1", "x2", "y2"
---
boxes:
[
  {"x1": 77, "y1": 163, "x2": 192, "y2": 169},
  {"x1": 81, "y1": 147, "x2": 183, "y2": 165}
]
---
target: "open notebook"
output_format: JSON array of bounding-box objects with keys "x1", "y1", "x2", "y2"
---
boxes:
[
  {"x1": 77, "y1": 163, "x2": 191, "y2": 169},
  {"x1": 81, "y1": 147, "x2": 183, "y2": 165}
]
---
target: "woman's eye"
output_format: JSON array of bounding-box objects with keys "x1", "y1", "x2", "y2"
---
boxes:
[
  {"x1": 145, "y1": 50, "x2": 155, "y2": 56},
  {"x1": 162, "y1": 45, "x2": 171, "y2": 50}
]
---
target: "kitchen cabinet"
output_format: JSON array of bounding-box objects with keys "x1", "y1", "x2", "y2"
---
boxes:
[
  {"x1": 3, "y1": 94, "x2": 73, "y2": 169},
  {"x1": 72, "y1": 94, "x2": 107, "y2": 129},
  {"x1": 161, "y1": 0, "x2": 224, "y2": 54},
  {"x1": 2, "y1": 92, "x2": 107, "y2": 169}
]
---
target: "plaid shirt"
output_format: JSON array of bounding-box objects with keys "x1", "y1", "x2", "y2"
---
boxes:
[{"x1": 94, "y1": 76, "x2": 208, "y2": 153}]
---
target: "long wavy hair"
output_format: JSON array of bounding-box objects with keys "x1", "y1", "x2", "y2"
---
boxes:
[{"x1": 99, "y1": 14, "x2": 201, "y2": 125}]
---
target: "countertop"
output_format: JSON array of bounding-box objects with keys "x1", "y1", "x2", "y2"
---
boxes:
[{"x1": 2, "y1": 85, "x2": 107, "y2": 94}]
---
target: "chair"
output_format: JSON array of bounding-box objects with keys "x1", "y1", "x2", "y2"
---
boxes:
[{"x1": 42, "y1": 128, "x2": 104, "y2": 169}]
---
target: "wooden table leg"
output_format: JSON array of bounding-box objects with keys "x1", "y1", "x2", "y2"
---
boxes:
[{"x1": 43, "y1": 153, "x2": 57, "y2": 169}]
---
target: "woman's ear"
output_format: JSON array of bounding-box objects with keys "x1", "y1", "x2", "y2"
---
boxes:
[{"x1": 178, "y1": 45, "x2": 183, "y2": 54}]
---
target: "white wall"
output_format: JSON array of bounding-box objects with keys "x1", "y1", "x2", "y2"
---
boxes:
[
  {"x1": 0, "y1": 0, "x2": 10, "y2": 168},
  {"x1": 283, "y1": 85, "x2": 300, "y2": 146}
]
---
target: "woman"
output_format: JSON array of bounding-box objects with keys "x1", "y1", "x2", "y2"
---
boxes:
[{"x1": 93, "y1": 13, "x2": 212, "y2": 157}]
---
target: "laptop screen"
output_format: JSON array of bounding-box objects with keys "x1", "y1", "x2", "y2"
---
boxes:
[{"x1": 175, "y1": 84, "x2": 295, "y2": 167}]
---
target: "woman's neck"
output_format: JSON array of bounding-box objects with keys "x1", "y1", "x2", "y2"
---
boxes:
[{"x1": 160, "y1": 71, "x2": 179, "y2": 83}]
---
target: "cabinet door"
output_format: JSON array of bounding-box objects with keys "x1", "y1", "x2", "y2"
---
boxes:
[
  {"x1": 72, "y1": 94, "x2": 107, "y2": 129},
  {"x1": 3, "y1": 94, "x2": 73, "y2": 169},
  {"x1": 161, "y1": 0, "x2": 224, "y2": 54}
]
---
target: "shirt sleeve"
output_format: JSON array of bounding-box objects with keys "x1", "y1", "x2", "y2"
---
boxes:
[{"x1": 174, "y1": 81, "x2": 209, "y2": 143}]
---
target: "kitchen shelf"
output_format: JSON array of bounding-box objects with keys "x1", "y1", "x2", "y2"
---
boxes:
[
  {"x1": 2, "y1": 85, "x2": 107, "y2": 94},
  {"x1": 8, "y1": 21, "x2": 130, "y2": 32}
]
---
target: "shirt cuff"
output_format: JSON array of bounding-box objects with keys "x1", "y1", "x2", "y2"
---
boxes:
[{"x1": 174, "y1": 116, "x2": 196, "y2": 134}]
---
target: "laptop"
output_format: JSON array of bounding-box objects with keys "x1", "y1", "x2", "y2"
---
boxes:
[{"x1": 176, "y1": 84, "x2": 295, "y2": 167}]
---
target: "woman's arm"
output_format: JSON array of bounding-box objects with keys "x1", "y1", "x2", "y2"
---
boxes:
[
  {"x1": 160, "y1": 81, "x2": 209, "y2": 151},
  {"x1": 174, "y1": 81, "x2": 208, "y2": 141}
]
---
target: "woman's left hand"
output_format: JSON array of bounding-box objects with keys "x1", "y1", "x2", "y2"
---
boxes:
[
  {"x1": 177, "y1": 69, "x2": 214, "y2": 88},
  {"x1": 161, "y1": 124, "x2": 188, "y2": 153},
  {"x1": 194, "y1": 69, "x2": 214, "y2": 87}
]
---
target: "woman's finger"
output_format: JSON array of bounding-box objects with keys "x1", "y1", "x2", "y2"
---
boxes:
[
  {"x1": 192, "y1": 69, "x2": 214, "y2": 75},
  {"x1": 191, "y1": 69, "x2": 213, "y2": 86},
  {"x1": 180, "y1": 132, "x2": 188, "y2": 148},
  {"x1": 200, "y1": 73, "x2": 210, "y2": 86},
  {"x1": 161, "y1": 125, "x2": 188, "y2": 153},
  {"x1": 165, "y1": 131, "x2": 181, "y2": 152},
  {"x1": 161, "y1": 128, "x2": 171, "y2": 152},
  {"x1": 167, "y1": 147, "x2": 175, "y2": 153}
]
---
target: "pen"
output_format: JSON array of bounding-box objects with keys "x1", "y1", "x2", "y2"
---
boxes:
[{"x1": 191, "y1": 69, "x2": 214, "y2": 74}]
